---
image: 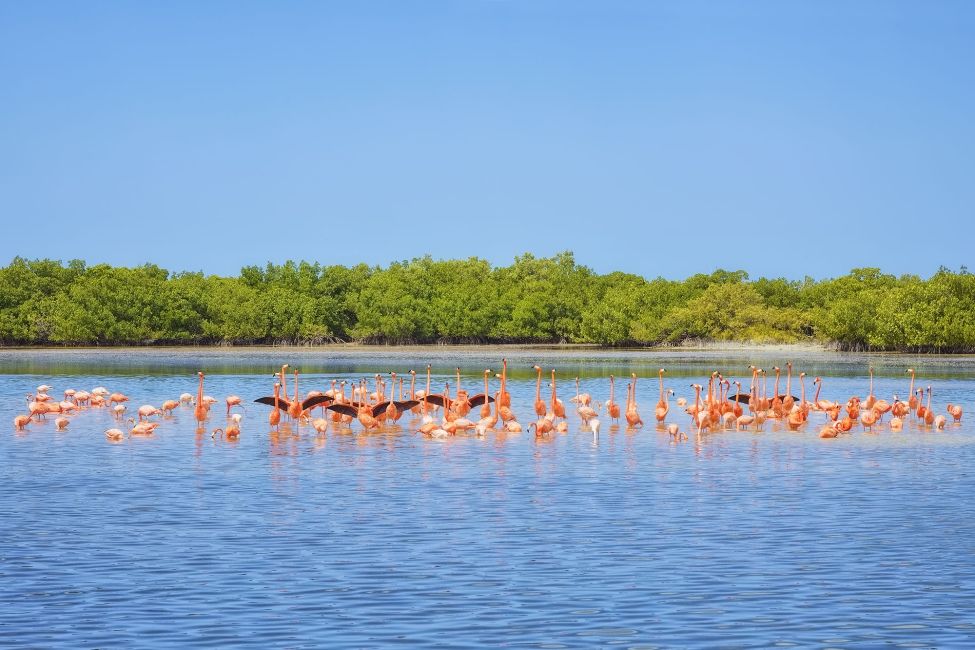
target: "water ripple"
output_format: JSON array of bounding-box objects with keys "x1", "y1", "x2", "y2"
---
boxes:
[{"x1": 1, "y1": 351, "x2": 974, "y2": 647}]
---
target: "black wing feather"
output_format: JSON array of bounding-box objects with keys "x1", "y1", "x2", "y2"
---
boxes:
[
  {"x1": 467, "y1": 393, "x2": 496, "y2": 407},
  {"x1": 301, "y1": 395, "x2": 334, "y2": 410},
  {"x1": 325, "y1": 403, "x2": 359, "y2": 418},
  {"x1": 254, "y1": 396, "x2": 292, "y2": 412}
]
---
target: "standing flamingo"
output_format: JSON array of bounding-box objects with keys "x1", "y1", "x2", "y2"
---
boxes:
[
  {"x1": 194, "y1": 372, "x2": 208, "y2": 425},
  {"x1": 947, "y1": 403, "x2": 963, "y2": 422},
  {"x1": 865, "y1": 367, "x2": 877, "y2": 410},
  {"x1": 625, "y1": 373, "x2": 643, "y2": 428},
  {"x1": 606, "y1": 375, "x2": 621, "y2": 423},
  {"x1": 550, "y1": 369, "x2": 565, "y2": 420},
  {"x1": 269, "y1": 383, "x2": 282, "y2": 429},
  {"x1": 924, "y1": 386, "x2": 935, "y2": 427},
  {"x1": 533, "y1": 365, "x2": 546, "y2": 417},
  {"x1": 287, "y1": 370, "x2": 304, "y2": 421},
  {"x1": 655, "y1": 369, "x2": 667, "y2": 422},
  {"x1": 501, "y1": 359, "x2": 512, "y2": 406},
  {"x1": 906, "y1": 368, "x2": 918, "y2": 410}
]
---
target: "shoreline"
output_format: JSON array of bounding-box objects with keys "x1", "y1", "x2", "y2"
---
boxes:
[
  {"x1": 2, "y1": 341, "x2": 834, "y2": 353},
  {"x1": 1, "y1": 341, "x2": 973, "y2": 359}
]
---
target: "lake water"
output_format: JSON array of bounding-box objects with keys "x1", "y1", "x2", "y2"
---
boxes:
[{"x1": 2, "y1": 347, "x2": 974, "y2": 648}]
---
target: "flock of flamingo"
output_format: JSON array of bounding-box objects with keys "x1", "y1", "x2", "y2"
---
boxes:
[{"x1": 9, "y1": 360, "x2": 964, "y2": 442}]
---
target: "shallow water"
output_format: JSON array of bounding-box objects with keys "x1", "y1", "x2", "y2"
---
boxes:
[{"x1": 2, "y1": 348, "x2": 974, "y2": 648}]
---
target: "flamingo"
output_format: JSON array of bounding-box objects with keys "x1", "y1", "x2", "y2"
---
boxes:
[
  {"x1": 550, "y1": 369, "x2": 565, "y2": 420},
  {"x1": 571, "y1": 377, "x2": 591, "y2": 406},
  {"x1": 625, "y1": 373, "x2": 643, "y2": 428},
  {"x1": 533, "y1": 365, "x2": 546, "y2": 417},
  {"x1": 13, "y1": 414, "x2": 31, "y2": 430},
  {"x1": 865, "y1": 366, "x2": 877, "y2": 410},
  {"x1": 476, "y1": 369, "x2": 493, "y2": 419},
  {"x1": 530, "y1": 417, "x2": 554, "y2": 437},
  {"x1": 269, "y1": 383, "x2": 282, "y2": 429},
  {"x1": 861, "y1": 409, "x2": 878, "y2": 432},
  {"x1": 212, "y1": 418, "x2": 241, "y2": 440},
  {"x1": 654, "y1": 369, "x2": 668, "y2": 422},
  {"x1": 226, "y1": 395, "x2": 243, "y2": 416},
  {"x1": 906, "y1": 369, "x2": 918, "y2": 411},
  {"x1": 947, "y1": 403, "x2": 963, "y2": 422},
  {"x1": 891, "y1": 395, "x2": 909, "y2": 419},
  {"x1": 819, "y1": 424, "x2": 838, "y2": 438},
  {"x1": 194, "y1": 372, "x2": 208, "y2": 425},
  {"x1": 476, "y1": 385, "x2": 500, "y2": 432},
  {"x1": 498, "y1": 359, "x2": 511, "y2": 408},
  {"x1": 666, "y1": 423, "x2": 685, "y2": 441},
  {"x1": 287, "y1": 370, "x2": 304, "y2": 420},
  {"x1": 606, "y1": 374, "x2": 621, "y2": 423},
  {"x1": 924, "y1": 386, "x2": 935, "y2": 427},
  {"x1": 137, "y1": 405, "x2": 162, "y2": 421},
  {"x1": 770, "y1": 366, "x2": 783, "y2": 417},
  {"x1": 736, "y1": 412, "x2": 755, "y2": 431},
  {"x1": 782, "y1": 362, "x2": 796, "y2": 413},
  {"x1": 690, "y1": 383, "x2": 708, "y2": 433},
  {"x1": 656, "y1": 388, "x2": 673, "y2": 423}
]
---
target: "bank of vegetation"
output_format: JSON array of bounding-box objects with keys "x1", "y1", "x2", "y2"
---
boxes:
[{"x1": 1, "y1": 253, "x2": 973, "y2": 352}]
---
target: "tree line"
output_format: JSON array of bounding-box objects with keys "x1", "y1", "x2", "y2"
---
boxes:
[{"x1": 1, "y1": 253, "x2": 973, "y2": 352}]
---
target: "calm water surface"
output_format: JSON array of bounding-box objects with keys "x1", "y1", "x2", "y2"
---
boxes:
[{"x1": 2, "y1": 347, "x2": 974, "y2": 648}]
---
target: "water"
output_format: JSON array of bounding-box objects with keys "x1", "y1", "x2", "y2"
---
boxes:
[{"x1": 2, "y1": 347, "x2": 974, "y2": 648}]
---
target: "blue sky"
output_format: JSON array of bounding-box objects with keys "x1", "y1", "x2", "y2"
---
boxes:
[{"x1": 2, "y1": 1, "x2": 973, "y2": 280}]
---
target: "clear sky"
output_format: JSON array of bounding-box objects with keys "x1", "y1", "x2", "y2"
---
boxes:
[{"x1": 2, "y1": 1, "x2": 973, "y2": 280}]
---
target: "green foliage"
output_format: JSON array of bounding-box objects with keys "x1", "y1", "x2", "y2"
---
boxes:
[{"x1": 0, "y1": 255, "x2": 971, "y2": 350}]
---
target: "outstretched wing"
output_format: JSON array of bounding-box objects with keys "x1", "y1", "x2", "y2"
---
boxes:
[
  {"x1": 302, "y1": 395, "x2": 334, "y2": 410},
  {"x1": 370, "y1": 400, "x2": 421, "y2": 416},
  {"x1": 370, "y1": 401, "x2": 392, "y2": 417},
  {"x1": 422, "y1": 394, "x2": 451, "y2": 408},
  {"x1": 254, "y1": 396, "x2": 292, "y2": 412},
  {"x1": 466, "y1": 393, "x2": 496, "y2": 407},
  {"x1": 729, "y1": 394, "x2": 751, "y2": 403},
  {"x1": 325, "y1": 403, "x2": 359, "y2": 418}
]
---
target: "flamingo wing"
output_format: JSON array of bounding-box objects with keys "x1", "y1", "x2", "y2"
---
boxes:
[
  {"x1": 325, "y1": 403, "x2": 359, "y2": 418},
  {"x1": 466, "y1": 393, "x2": 496, "y2": 407},
  {"x1": 301, "y1": 395, "x2": 334, "y2": 410},
  {"x1": 254, "y1": 396, "x2": 292, "y2": 412},
  {"x1": 394, "y1": 400, "x2": 420, "y2": 411},
  {"x1": 422, "y1": 395, "x2": 452, "y2": 408}
]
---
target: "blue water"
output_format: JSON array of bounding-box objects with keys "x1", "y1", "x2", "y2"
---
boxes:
[{"x1": 2, "y1": 348, "x2": 974, "y2": 648}]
